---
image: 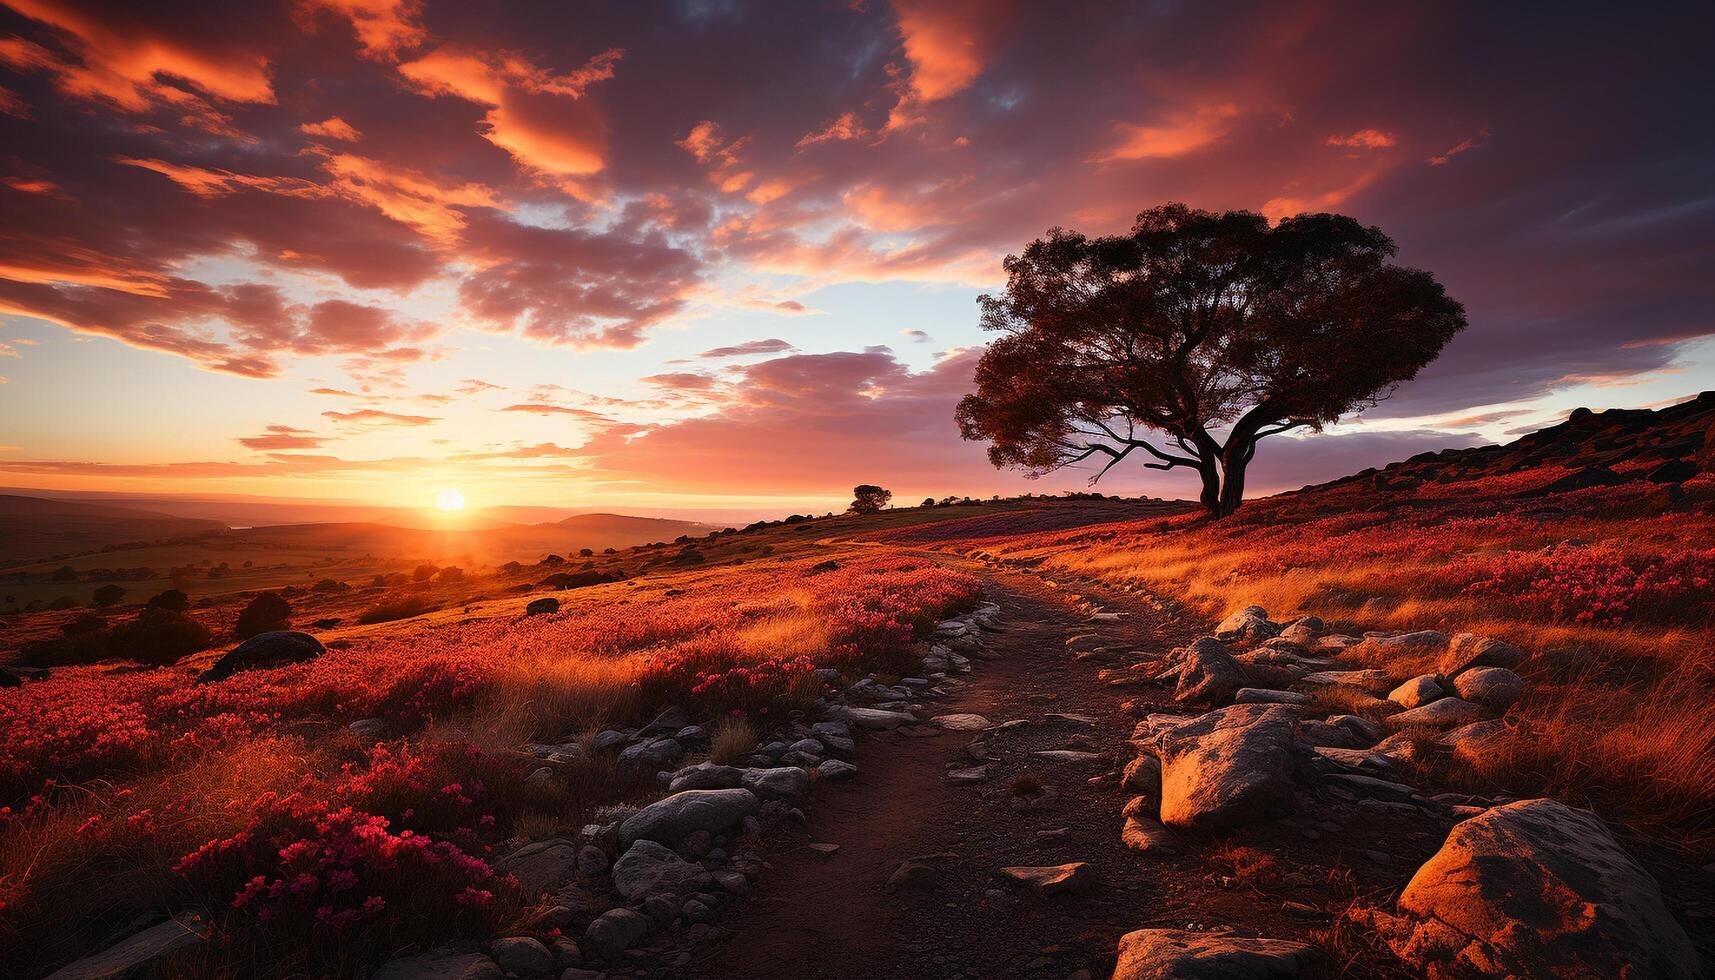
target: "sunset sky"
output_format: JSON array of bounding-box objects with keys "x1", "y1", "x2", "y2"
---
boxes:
[{"x1": 1, "y1": 1, "x2": 1711, "y2": 519}]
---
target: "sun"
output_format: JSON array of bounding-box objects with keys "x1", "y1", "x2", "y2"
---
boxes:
[{"x1": 434, "y1": 488, "x2": 465, "y2": 512}]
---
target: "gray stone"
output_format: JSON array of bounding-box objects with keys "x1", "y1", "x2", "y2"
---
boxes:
[
  {"x1": 1371, "y1": 799, "x2": 1698, "y2": 979},
  {"x1": 490, "y1": 937, "x2": 554, "y2": 977},
  {"x1": 932, "y1": 713, "x2": 992, "y2": 731},
  {"x1": 584, "y1": 908, "x2": 649, "y2": 958},
  {"x1": 592, "y1": 730, "x2": 630, "y2": 752},
  {"x1": 816, "y1": 758, "x2": 858, "y2": 781},
  {"x1": 1174, "y1": 638, "x2": 1246, "y2": 705},
  {"x1": 1121, "y1": 816, "x2": 1176, "y2": 854},
  {"x1": 834, "y1": 706, "x2": 916, "y2": 730},
  {"x1": 1388, "y1": 675, "x2": 1443, "y2": 708},
  {"x1": 1452, "y1": 666, "x2": 1524, "y2": 711},
  {"x1": 668, "y1": 762, "x2": 744, "y2": 793},
  {"x1": 576, "y1": 844, "x2": 608, "y2": 877},
  {"x1": 45, "y1": 913, "x2": 208, "y2": 980},
  {"x1": 1032, "y1": 750, "x2": 1108, "y2": 765},
  {"x1": 198, "y1": 631, "x2": 325, "y2": 682},
  {"x1": 525, "y1": 597, "x2": 560, "y2": 616},
  {"x1": 1233, "y1": 688, "x2": 1310, "y2": 706},
  {"x1": 496, "y1": 839, "x2": 581, "y2": 893},
  {"x1": 1214, "y1": 606, "x2": 1280, "y2": 643},
  {"x1": 1114, "y1": 929, "x2": 1315, "y2": 978},
  {"x1": 348, "y1": 717, "x2": 387, "y2": 739},
  {"x1": 616, "y1": 789, "x2": 759, "y2": 847},
  {"x1": 1157, "y1": 703, "x2": 1298, "y2": 832},
  {"x1": 1301, "y1": 669, "x2": 1396, "y2": 695},
  {"x1": 998, "y1": 862, "x2": 1096, "y2": 896},
  {"x1": 618, "y1": 737, "x2": 684, "y2": 771},
  {"x1": 740, "y1": 766, "x2": 810, "y2": 797},
  {"x1": 1440, "y1": 632, "x2": 1526, "y2": 677},
  {"x1": 1388, "y1": 697, "x2": 1486, "y2": 728},
  {"x1": 884, "y1": 860, "x2": 938, "y2": 892},
  {"x1": 1359, "y1": 630, "x2": 1451, "y2": 659}
]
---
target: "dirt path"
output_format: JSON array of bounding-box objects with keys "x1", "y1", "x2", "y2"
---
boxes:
[{"x1": 690, "y1": 563, "x2": 1435, "y2": 980}]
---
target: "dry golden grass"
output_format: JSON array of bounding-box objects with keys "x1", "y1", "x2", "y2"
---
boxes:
[{"x1": 709, "y1": 716, "x2": 758, "y2": 765}]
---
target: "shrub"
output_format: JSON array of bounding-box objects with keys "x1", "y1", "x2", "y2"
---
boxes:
[
  {"x1": 709, "y1": 717, "x2": 758, "y2": 765},
  {"x1": 235, "y1": 592, "x2": 292, "y2": 640},
  {"x1": 109, "y1": 609, "x2": 214, "y2": 666},
  {"x1": 91, "y1": 584, "x2": 126, "y2": 608},
  {"x1": 46, "y1": 596, "x2": 78, "y2": 611},
  {"x1": 412, "y1": 564, "x2": 439, "y2": 582},
  {"x1": 146, "y1": 589, "x2": 190, "y2": 612},
  {"x1": 358, "y1": 595, "x2": 438, "y2": 625}
]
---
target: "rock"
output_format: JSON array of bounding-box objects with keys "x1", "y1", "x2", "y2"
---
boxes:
[
  {"x1": 496, "y1": 839, "x2": 581, "y2": 893},
  {"x1": 810, "y1": 720, "x2": 852, "y2": 740},
  {"x1": 1301, "y1": 669, "x2": 1395, "y2": 695},
  {"x1": 834, "y1": 706, "x2": 916, "y2": 730},
  {"x1": 1044, "y1": 712, "x2": 1098, "y2": 726},
  {"x1": 1326, "y1": 773, "x2": 1416, "y2": 802},
  {"x1": 1372, "y1": 799, "x2": 1698, "y2": 979},
  {"x1": 682, "y1": 898, "x2": 714, "y2": 923},
  {"x1": 45, "y1": 912, "x2": 208, "y2": 980},
  {"x1": 1387, "y1": 675, "x2": 1443, "y2": 708},
  {"x1": 585, "y1": 908, "x2": 650, "y2": 958},
  {"x1": 668, "y1": 762, "x2": 744, "y2": 793},
  {"x1": 1174, "y1": 638, "x2": 1247, "y2": 705},
  {"x1": 640, "y1": 705, "x2": 691, "y2": 735},
  {"x1": 933, "y1": 713, "x2": 992, "y2": 731},
  {"x1": 197, "y1": 631, "x2": 325, "y2": 682},
  {"x1": 1157, "y1": 704, "x2": 1298, "y2": 832},
  {"x1": 740, "y1": 766, "x2": 810, "y2": 797},
  {"x1": 1438, "y1": 719, "x2": 1512, "y2": 764},
  {"x1": 1387, "y1": 697, "x2": 1486, "y2": 728},
  {"x1": 1214, "y1": 606, "x2": 1280, "y2": 643},
  {"x1": 885, "y1": 860, "x2": 938, "y2": 892},
  {"x1": 576, "y1": 844, "x2": 608, "y2": 877},
  {"x1": 1358, "y1": 630, "x2": 1451, "y2": 661},
  {"x1": 592, "y1": 729, "x2": 630, "y2": 752},
  {"x1": 816, "y1": 758, "x2": 858, "y2": 781},
  {"x1": 787, "y1": 737, "x2": 823, "y2": 755},
  {"x1": 524, "y1": 597, "x2": 560, "y2": 616},
  {"x1": 998, "y1": 863, "x2": 1096, "y2": 896},
  {"x1": 1452, "y1": 667, "x2": 1524, "y2": 711},
  {"x1": 616, "y1": 789, "x2": 759, "y2": 847},
  {"x1": 1233, "y1": 688, "x2": 1309, "y2": 706},
  {"x1": 808, "y1": 842, "x2": 840, "y2": 856},
  {"x1": 369, "y1": 950, "x2": 498, "y2": 980},
  {"x1": 947, "y1": 765, "x2": 989, "y2": 785},
  {"x1": 1121, "y1": 816, "x2": 1176, "y2": 854},
  {"x1": 1113, "y1": 929, "x2": 1316, "y2": 979},
  {"x1": 1121, "y1": 754, "x2": 1162, "y2": 795},
  {"x1": 347, "y1": 717, "x2": 386, "y2": 739},
  {"x1": 618, "y1": 737, "x2": 684, "y2": 772},
  {"x1": 1032, "y1": 750, "x2": 1108, "y2": 765},
  {"x1": 489, "y1": 937, "x2": 554, "y2": 977},
  {"x1": 1439, "y1": 632, "x2": 1526, "y2": 677}
]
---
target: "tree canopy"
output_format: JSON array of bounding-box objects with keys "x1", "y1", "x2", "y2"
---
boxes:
[
  {"x1": 956, "y1": 204, "x2": 1467, "y2": 515},
  {"x1": 849, "y1": 485, "x2": 893, "y2": 514}
]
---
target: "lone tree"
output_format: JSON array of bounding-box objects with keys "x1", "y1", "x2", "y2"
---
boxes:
[
  {"x1": 956, "y1": 204, "x2": 1466, "y2": 516},
  {"x1": 849, "y1": 485, "x2": 893, "y2": 515}
]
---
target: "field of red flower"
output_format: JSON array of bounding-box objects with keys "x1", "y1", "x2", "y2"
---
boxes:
[{"x1": 0, "y1": 550, "x2": 980, "y2": 976}]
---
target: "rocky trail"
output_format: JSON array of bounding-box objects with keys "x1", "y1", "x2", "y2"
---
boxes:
[{"x1": 693, "y1": 564, "x2": 1442, "y2": 979}]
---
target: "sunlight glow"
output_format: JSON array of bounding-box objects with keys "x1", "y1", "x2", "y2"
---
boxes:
[{"x1": 435, "y1": 488, "x2": 466, "y2": 512}]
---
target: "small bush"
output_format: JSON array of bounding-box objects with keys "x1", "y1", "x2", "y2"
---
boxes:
[
  {"x1": 357, "y1": 595, "x2": 438, "y2": 625},
  {"x1": 709, "y1": 717, "x2": 759, "y2": 765},
  {"x1": 91, "y1": 584, "x2": 126, "y2": 607},
  {"x1": 146, "y1": 589, "x2": 190, "y2": 612},
  {"x1": 109, "y1": 609, "x2": 213, "y2": 666},
  {"x1": 235, "y1": 592, "x2": 292, "y2": 640}
]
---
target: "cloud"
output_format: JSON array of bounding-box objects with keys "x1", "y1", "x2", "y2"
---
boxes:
[
  {"x1": 899, "y1": 328, "x2": 931, "y2": 342},
  {"x1": 299, "y1": 0, "x2": 426, "y2": 61},
  {"x1": 321, "y1": 408, "x2": 438, "y2": 426},
  {"x1": 238, "y1": 424, "x2": 331, "y2": 450},
  {"x1": 1093, "y1": 104, "x2": 1239, "y2": 162},
  {"x1": 699, "y1": 338, "x2": 795, "y2": 358},
  {"x1": 1327, "y1": 128, "x2": 1397, "y2": 149},
  {"x1": 301, "y1": 115, "x2": 361, "y2": 141},
  {"x1": 1428, "y1": 129, "x2": 1488, "y2": 165}
]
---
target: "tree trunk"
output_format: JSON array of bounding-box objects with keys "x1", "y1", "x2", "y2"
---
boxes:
[
  {"x1": 1217, "y1": 444, "x2": 1251, "y2": 516},
  {"x1": 1196, "y1": 460, "x2": 1222, "y2": 514}
]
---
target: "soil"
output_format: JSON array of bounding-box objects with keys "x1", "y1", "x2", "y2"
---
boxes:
[{"x1": 689, "y1": 562, "x2": 1442, "y2": 979}]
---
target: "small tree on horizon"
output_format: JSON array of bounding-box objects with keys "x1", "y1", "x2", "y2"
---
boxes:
[
  {"x1": 956, "y1": 204, "x2": 1466, "y2": 516},
  {"x1": 849, "y1": 485, "x2": 893, "y2": 515}
]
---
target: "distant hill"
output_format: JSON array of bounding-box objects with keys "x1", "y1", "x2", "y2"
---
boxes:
[{"x1": 0, "y1": 495, "x2": 228, "y2": 564}]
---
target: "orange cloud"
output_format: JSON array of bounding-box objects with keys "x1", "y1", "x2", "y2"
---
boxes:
[
  {"x1": 1328, "y1": 128, "x2": 1397, "y2": 149},
  {"x1": 322, "y1": 408, "x2": 438, "y2": 426},
  {"x1": 797, "y1": 111, "x2": 870, "y2": 148},
  {"x1": 1093, "y1": 104, "x2": 1239, "y2": 162},
  {"x1": 299, "y1": 0, "x2": 425, "y2": 61},
  {"x1": 238, "y1": 424, "x2": 331, "y2": 450},
  {"x1": 886, "y1": 0, "x2": 995, "y2": 131},
  {"x1": 1429, "y1": 128, "x2": 1488, "y2": 165},
  {"x1": 301, "y1": 115, "x2": 362, "y2": 141},
  {"x1": 397, "y1": 44, "x2": 622, "y2": 177}
]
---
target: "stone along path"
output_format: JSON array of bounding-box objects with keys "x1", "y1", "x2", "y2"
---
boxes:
[{"x1": 692, "y1": 564, "x2": 1431, "y2": 980}]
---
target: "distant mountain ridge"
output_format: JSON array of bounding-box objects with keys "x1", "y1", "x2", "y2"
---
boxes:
[{"x1": 0, "y1": 495, "x2": 228, "y2": 564}]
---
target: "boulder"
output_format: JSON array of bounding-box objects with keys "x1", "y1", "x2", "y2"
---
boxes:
[
  {"x1": 1121, "y1": 754, "x2": 1162, "y2": 795},
  {"x1": 1438, "y1": 719, "x2": 1513, "y2": 764},
  {"x1": 585, "y1": 908, "x2": 650, "y2": 958},
  {"x1": 1114, "y1": 929, "x2": 1316, "y2": 979},
  {"x1": 1121, "y1": 816, "x2": 1176, "y2": 854},
  {"x1": 1174, "y1": 638, "x2": 1246, "y2": 705},
  {"x1": 44, "y1": 913, "x2": 208, "y2": 980},
  {"x1": 1358, "y1": 630, "x2": 1450, "y2": 662},
  {"x1": 932, "y1": 713, "x2": 992, "y2": 731},
  {"x1": 816, "y1": 758, "x2": 858, "y2": 781},
  {"x1": 1439, "y1": 632, "x2": 1526, "y2": 677},
  {"x1": 997, "y1": 862, "x2": 1097, "y2": 896},
  {"x1": 1157, "y1": 704, "x2": 1298, "y2": 832},
  {"x1": 611, "y1": 840, "x2": 712, "y2": 900},
  {"x1": 495, "y1": 839, "x2": 581, "y2": 893},
  {"x1": 1373, "y1": 799, "x2": 1698, "y2": 978},
  {"x1": 740, "y1": 766, "x2": 810, "y2": 797},
  {"x1": 524, "y1": 597, "x2": 559, "y2": 616},
  {"x1": 1387, "y1": 698, "x2": 1486, "y2": 729},
  {"x1": 1233, "y1": 688, "x2": 1310, "y2": 706},
  {"x1": 616, "y1": 789, "x2": 759, "y2": 847},
  {"x1": 1300, "y1": 669, "x2": 1396, "y2": 695},
  {"x1": 1214, "y1": 606, "x2": 1280, "y2": 643},
  {"x1": 1388, "y1": 675, "x2": 1443, "y2": 708},
  {"x1": 833, "y1": 706, "x2": 916, "y2": 730},
  {"x1": 488, "y1": 937, "x2": 553, "y2": 977},
  {"x1": 1452, "y1": 667, "x2": 1523, "y2": 711},
  {"x1": 667, "y1": 762, "x2": 744, "y2": 793},
  {"x1": 197, "y1": 631, "x2": 325, "y2": 682},
  {"x1": 617, "y1": 736, "x2": 684, "y2": 772}
]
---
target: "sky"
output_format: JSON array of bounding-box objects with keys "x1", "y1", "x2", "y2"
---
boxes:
[{"x1": 1, "y1": 0, "x2": 1711, "y2": 520}]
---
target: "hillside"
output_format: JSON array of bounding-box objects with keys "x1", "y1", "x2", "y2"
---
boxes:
[
  {"x1": 0, "y1": 495, "x2": 228, "y2": 564},
  {"x1": 2, "y1": 397, "x2": 1711, "y2": 979}
]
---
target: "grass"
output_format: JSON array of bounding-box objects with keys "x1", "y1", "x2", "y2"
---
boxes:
[{"x1": 709, "y1": 717, "x2": 759, "y2": 765}]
